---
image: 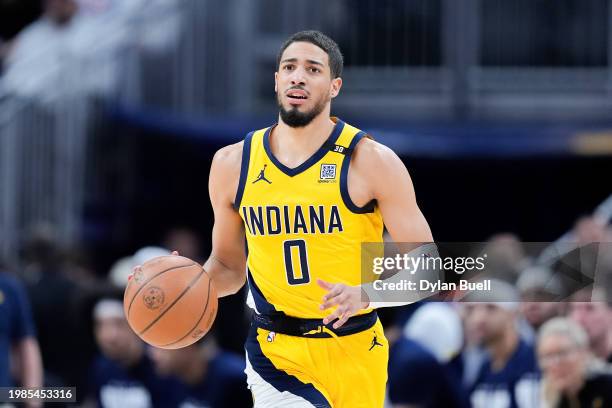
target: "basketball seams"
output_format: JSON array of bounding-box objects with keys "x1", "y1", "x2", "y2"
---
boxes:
[
  {"x1": 138, "y1": 268, "x2": 206, "y2": 336},
  {"x1": 157, "y1": 272, "x2": 214, "y2": 348},
  {"x1": 126, "y1": 261, "x2": 196, "y2": 319}
]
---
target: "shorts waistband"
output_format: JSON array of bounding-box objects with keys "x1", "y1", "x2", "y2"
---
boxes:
[{"x1": 251, "y1": 310, "x2": 378, "y2": 338}]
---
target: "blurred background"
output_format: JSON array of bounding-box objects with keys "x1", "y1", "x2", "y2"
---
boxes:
[{"x1": 0, "y1": 0, "x2": 611, "y2": 407}]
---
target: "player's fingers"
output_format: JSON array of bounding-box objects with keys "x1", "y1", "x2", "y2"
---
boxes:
[
  {"x1": 333, "y1": 312, "x2": 351, "y2": 329},
  {"x1": 321, "y1": 284, "x2": 343, "y2": 303},
  {"x1": 322, "y1": 308, "x2": 343, "y2": 325},
  {"x1": 329, "y1": 304, "x2": 350, "y2": 325},
  {"x1": 337, "y1": 292, "x2": 350, "y2": 304},
  {"x1": 316, "y1": 278, "x2": 334, "y2": 290},
  {"x1": 320, "y1": 293, "x2": 342, "y2": 310}
]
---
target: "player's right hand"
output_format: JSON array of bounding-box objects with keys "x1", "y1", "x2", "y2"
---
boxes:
[{"x1": 128, "y1": 250, "x2": 180, "y2": 281}]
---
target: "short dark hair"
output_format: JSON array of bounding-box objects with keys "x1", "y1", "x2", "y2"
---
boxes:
[{"x1": 277, "y1": 30, "x2": 344, "y2": 79}]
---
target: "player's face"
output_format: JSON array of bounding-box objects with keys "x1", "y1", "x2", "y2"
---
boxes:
[
  {"x1": 538, "y1": 334, "x2": 587, "y2": 393},
  {"x1": 275, "y1": 41, "x2": 342, "y2": 128}
]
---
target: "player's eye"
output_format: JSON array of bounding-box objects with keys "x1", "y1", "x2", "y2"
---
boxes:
[
  {"x1": 308, "y1": 67, "x2": 320, "y2": 73},
  {"x1": 283, "y1": 64, "x2": 294, "y2": 71}
]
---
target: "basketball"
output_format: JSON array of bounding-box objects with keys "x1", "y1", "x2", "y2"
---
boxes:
[{"x1": 123, "y1": 255, "x2": 218, "y2": 349}]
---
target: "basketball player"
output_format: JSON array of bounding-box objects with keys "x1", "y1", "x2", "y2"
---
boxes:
[{"x1": 202, "y1": 30, "x2": 432, "y2": 407}]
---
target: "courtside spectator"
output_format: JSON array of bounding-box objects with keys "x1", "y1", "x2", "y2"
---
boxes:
[
  {"x1": 0, "y1": 268, "x2": 43, "y2": 407},
  {"x1": 537, "y1": 317, "x2": 612, "y2": 407},
  {"x1": 87, "y1": 295, "x2": 181, "y2": 408},
  {"x1": 150, "y1": 336, "x2": 251, "y2": 408},
  {"x1": 464, "y1": 280, "x2": 540, "y2": 408}
]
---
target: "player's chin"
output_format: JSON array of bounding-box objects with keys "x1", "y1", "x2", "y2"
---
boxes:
[{"x1": 285, "y1": 102, "x2": 305, "y2": 110}]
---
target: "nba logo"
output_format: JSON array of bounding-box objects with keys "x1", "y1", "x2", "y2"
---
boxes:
[
  {"x1": 320, "y1": 164, "x2": 336, "y2": 180},
  {"x1": 267, "y1": 332, "x2": 276, "y2": 342}
]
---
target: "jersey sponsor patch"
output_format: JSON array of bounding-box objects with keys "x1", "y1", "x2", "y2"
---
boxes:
[{"x1": 320, "y1": 164, "x2": 336, "y2": 180}]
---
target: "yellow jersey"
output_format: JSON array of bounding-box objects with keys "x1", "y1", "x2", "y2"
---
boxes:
[{"x1": 234, "y1": 117, "x2": 384, "y2": 318}]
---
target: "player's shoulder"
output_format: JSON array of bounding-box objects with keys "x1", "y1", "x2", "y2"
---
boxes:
[
  {"x1": 353, "y1": 135, "x2": 394, "y2": 157},
  {"x1": 211, "y1": 141, "x2": 243, "y2": 174},
  {"x1": 351, "y1": 134, "x2": 403, "y2": 173},
  {"x1": 212, "y1": 125, "x2": 268, "y2": 172},
  {"x1": 214, "y1": 141, "x2": 243, "y2": 162}
]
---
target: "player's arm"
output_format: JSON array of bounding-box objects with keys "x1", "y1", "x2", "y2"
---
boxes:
[
  {"x1": 318, "y1": 138, "x2": 433, "y2": 327},
  {"x1": 361, "y1": 140, "x2": 433, "y2": 243},
  {"x1": 203, "y1": 142, "x2": 248, "y2": 297}
]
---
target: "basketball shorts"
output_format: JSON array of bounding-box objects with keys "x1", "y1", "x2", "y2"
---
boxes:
[{"x1": 244, "y1": 311, "x2": 388, "y2": 408}]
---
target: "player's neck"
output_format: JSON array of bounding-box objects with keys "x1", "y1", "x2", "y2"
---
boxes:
[
  {"x1": 273, "y1": 113, "x2": 336, "y2": 166},
  {"x1": 487, "y1": 329, "x2": 519, "y2": 372}
]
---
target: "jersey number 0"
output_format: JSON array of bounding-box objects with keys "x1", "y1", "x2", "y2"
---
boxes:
[{"x1": 283, "y1": 240, "x2": 310, "y2": 285}]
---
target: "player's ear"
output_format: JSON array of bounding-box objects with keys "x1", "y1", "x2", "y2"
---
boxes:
[
  {"x1": 274, "y1": 72, "x2": 278, "y2": 93},
  {"x1": 330, "y1": 77, "x2": 342, "y2": 99}
]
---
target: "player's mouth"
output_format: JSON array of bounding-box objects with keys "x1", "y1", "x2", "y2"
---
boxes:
[{"x1": 286, "y1": 89, "x2": 308, "y2": 105}]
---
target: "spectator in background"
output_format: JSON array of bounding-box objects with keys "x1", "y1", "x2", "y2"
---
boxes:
[
  {"x1": 464, "y1": 280, "x2": 540, "y2": 408},
  {"x1": 108, "y1": 246, "x2": 170, "y2": 289},
  {"x1": 568, "y1": 287, "x2": 612, "y2": 363},
  {"x1": 0, "y1": 269, "x2": 43, "y2": 402},
  {"x1": 388, "y1": 303, "x2": 469, "y2": 408},
  {"x1": 388, "y1": 337, "x2": 470, "y2": 408},
  {"x1": 478, "y1": 234, "x2": 530, "y2": 283},
  {"x1": 162, "y1": 228, "x2": 249, "y2": 355},
  {"x1": 459, "y1": 299, "x2": 488, "y2": 391},
  {"x1": 1, "y1": 0, "x2": 83, "y2": 99},
  {"x1": 517, "y1": 266, "x2": 565, "y2": 342},
  {"x1": 1, "y1": 0, "x2": 183, "y2": 101},
  {"x1": 88, "y1": 295, "x2": 181, "y2": 408},
  {"x1": 150, "y1": 336, "x2": 252, "y2": 408},
  {"x1": 537, "y1": 317, "x2": 612, "y2": 408},
  {"x1": 163, "y1": 228, "x2": 203, "y2": 263},
  {"x1": 573, "y1": 216, "x2": 610, "y2": 244},
  {"x1": 19, "y1": 223, "x2": 86, "y2": 389}
]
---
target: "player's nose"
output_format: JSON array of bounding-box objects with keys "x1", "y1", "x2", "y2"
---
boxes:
[{"x1": 289, "y1": 66, "x2": 307, "y2": 85}]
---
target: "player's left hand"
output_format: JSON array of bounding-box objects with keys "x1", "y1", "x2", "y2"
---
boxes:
[{"x1": 317, "y1": 279, "x2": 370, "y2": 329}]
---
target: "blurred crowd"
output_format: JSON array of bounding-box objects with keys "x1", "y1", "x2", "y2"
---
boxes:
[
  {"x1": 0, "y1": 225, "x2": 251, "y2": 408},
  {"x1": 385, "y1": 216, "x2": 612, "y2": 408},
  {"x1": 1, "y1": 212, "x2": 611, "y2": 408},
  {"x1": 0, "y1": 0, "x2": 181, "y2": 102}
]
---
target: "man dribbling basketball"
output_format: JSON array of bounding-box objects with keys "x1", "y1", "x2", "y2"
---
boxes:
[{"x1": 203, "y1": 30, "x2": 433, "y2": 407}]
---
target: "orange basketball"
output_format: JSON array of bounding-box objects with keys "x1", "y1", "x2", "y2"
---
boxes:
[{"x1": 123, "y1": 255, "x2": 217, "y2": 349}]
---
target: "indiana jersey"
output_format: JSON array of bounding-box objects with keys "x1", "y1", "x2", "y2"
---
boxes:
[{"x1": 234, "y1": 117, "x2": 384, "y2": 318}]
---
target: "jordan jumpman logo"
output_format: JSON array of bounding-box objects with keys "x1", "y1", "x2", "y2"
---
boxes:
[
  {"x1": 253, "y1": 164, "x2": 272, "y2": 184},
  {"x1": 369, "y1": 332, "x2": 383, "y2": 351}
]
